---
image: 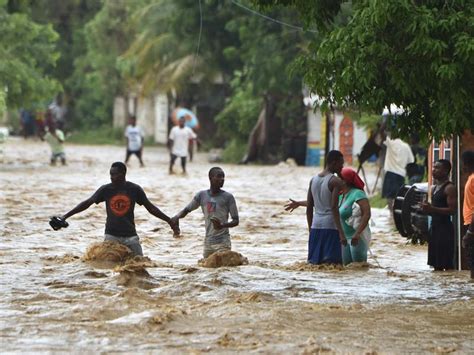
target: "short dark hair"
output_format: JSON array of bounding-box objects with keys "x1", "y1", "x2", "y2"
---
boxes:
[
  {"x1": 209, "y1": 166, "x2": 224, "y2": 178},
  {"x1": 436, "y1": 159, "x2": 451, "y2": 174},
  {"x1": 462, "y1": 150, "x2": 474, "y2": 169},
  {"x1": 129, "y1": 115, "x2": 136, "y2": 120},
  {"x1": 111, "y1": 161, "x2": 127, "y2": 175},
  {"x1": 326, "y1": 150, "x2": 344, "y2": 166}
]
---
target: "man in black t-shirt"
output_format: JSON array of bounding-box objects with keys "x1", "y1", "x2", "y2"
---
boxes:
[{"x1": 58, "y1": 162, "x2": 179, "y2": 255}]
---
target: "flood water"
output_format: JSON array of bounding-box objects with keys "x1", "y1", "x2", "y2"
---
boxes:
[{"x1": 1, "y1": 138, "x2": 473, "y2": 353}]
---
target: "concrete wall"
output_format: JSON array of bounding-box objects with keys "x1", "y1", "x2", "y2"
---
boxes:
[{"x1": 113, "y1": 93, "x2": 169, "y2": 144}]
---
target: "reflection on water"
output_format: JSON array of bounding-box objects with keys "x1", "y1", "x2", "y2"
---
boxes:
[{"x1": 1, "y1": 138, "x2": 473, "y2": 353}]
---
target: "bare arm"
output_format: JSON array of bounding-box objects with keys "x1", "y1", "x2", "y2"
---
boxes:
[
  {"x1": 306, "y1": 181, "x2": 314, "y2": 232},
  {"x1": 421, "y1": 184, "x2": 457, "y2": 215},
  {"x1": 284, "y1": 199, "x2": 307, "y2": 212},
  {"x1": 143, "y1": 199, "x2": 171, "y2": 223},
  {"x1": 61, "y1": 197, "x2": 95, "y2": 220},
  {"x1": 170, "y1": 198, "x2": 200, "y2": 225},
  {"x1": 143, "y1": 198, "x2": 180, "y2": 235},
  {"x1": 329, "y1": 177, "x2": 347, "y2": 245},
  {"x1": 352, "y1": 198, "x2": 371, "y2": 245},
  {"x1": 210, "y1": 216, "x2": 239, "y2": 230},
  {"x1": 173, "y1": 206, "x2": 192, "y2": 220}
]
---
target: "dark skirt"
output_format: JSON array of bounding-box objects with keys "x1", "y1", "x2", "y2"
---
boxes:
[
  {"x1": 308, "y1": 228, "x2": 342, "y2": 264},
  {"x1": 428, "y1": 221, "x2": 454, "y2": 270},
  {"x1": 382, "y1": 171, "x2": 405, "y2": 199}
]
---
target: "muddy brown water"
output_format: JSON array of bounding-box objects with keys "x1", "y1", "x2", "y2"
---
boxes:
[{"x1": 1, "y1": 138, "x2": 473, "y2": 353}]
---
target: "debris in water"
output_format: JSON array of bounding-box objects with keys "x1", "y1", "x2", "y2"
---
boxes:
[{"x1": 198, "y1": 250, "x2": 248, "y2": 268}]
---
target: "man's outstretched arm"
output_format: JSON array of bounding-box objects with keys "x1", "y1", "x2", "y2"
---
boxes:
[
  {"x1": 143, "y1": 199, "x2": 172, "y2": 223},
  {"x1": 143, "y1": 199, "x2": 180, "y2": 235},
  {"x1": 61, "y1": 197, "x2": 94, "y2": 220}
]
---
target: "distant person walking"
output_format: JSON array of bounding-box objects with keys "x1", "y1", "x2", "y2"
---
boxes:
[
  {"x1": 421, "y1": 160, "x2": 456, "y2": 271},
  {"x1": 461, "y1": 150, "x2": 474, "y2": 279},
  {"x1": 168, "y1": 117, "x2": 196, "y2": 174},
  {"x1": 124, "y1": 116, "x2": 145, "y2": 167},
  {"x1": 41, "y1": 121, "x2": 66, "y2": 166},
  {"x1": 54, "y1": 162, "x2": 179, "y2": 256},
  {"x1": 381, "y1": 133, "x2": 415, "y2": 218},
  {"x1": 171, "y1": 167, "x2": 239, "y2": 258}
]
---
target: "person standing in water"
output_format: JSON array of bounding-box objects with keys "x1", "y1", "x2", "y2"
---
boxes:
[
  {"x1": 171, "y1": 167, "x2": 239, "y2": 258},
  {"x1": 284, "y1": 150, "x2": 347, "y2": 264},
  {"x1": 54, "y1": 162, "x2": 179, "y2": 256},
  {"x1": 306, "y1": 150, "x2": 347, "y2": 264},
  {"x1": 421, "y1": 159, "x2": 456, "y2": 271},
  {"x1": 41, "y1": 120, "x2": 66, "y2": 166},
  {"x1": 124, "y1": 115, "x2": 145, "y2": 167},
  {"x1": 339, "y1": 167, "x2": 371, "y2": 265},
  {"x1": 168, "y1": 116, "x2": 196, "y2": 174}
]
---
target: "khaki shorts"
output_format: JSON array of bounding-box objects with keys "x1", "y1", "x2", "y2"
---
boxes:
[{"x1": 104, "y1": 234, "x2": 143, "y2": 256}]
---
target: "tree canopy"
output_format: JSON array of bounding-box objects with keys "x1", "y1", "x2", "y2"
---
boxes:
[
  {"x1": 256, "y1": 0, "x2": 474, "y2": 140},
  {"x1": 0, "y1": 0, "x2": 60, "y2": 112}
]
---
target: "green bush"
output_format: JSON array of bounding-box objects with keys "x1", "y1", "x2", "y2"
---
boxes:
[
  {"x1": 369, "y1": 193, "x2": 387, "y2": 209},
  {"x1": 221, "y1": 139, "x2": 247, "y2": 164},
  {"x1": 66, "y1": 125, "x2": 124, "y2": 145}
]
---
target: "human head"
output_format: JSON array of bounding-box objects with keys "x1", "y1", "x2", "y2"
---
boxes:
[
  {"x1": 340, "y1": 167, "x2": 365, "y2": 190},
  {"x1": 432, "y1": 159, "x2": 451, "y2": 180},
  {"x1": 110, "y1": 161, "x2": 127, "y2": 185},
  {"x1": 209, "y1": 167, "x2": 225, "y2": 190},
  {"x1": 462, "y1": 150, "x2": 474, "y2": 174},
  {"x1": 326, "y1": 150, "x2": 344, "y2": 175},
  {"x1": 128, "y1": 115, "x2": 136, "y2": 126},
  {"x1": 178, "y1": 116, "x2": 185, "y2": 128}
]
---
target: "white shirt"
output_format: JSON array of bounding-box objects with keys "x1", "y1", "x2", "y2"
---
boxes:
[
  {"x1": 169, "y1": 126, "x2": 196, "y2": 157},
  {"x1": 125, "y1": 125, "x2": 143, "y2": 151},
  {"x1": 383, "y1": 137, "x2": 415, "y2": 177}
]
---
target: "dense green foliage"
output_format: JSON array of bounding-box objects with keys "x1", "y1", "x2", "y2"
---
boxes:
[
  {"x1": 68, "y1": 0, "x2": 143, "y2": 128},
  {"x1": 257, "y1": 0, "x2": 474, "y2": 140},
  {"x1": 125, "y1": 0, "x2": 309, "y2": 151},
  {"x1": 0, "y1": 0, "x2": 60, "y2": 111},
  {"x1": 3, "y1": 0, "x2": 472, "y2": 146}
]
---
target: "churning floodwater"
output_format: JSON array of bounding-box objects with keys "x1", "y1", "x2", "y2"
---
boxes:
[{"x1": 1, "y1": 138, "x2": 473, "y2": 353}]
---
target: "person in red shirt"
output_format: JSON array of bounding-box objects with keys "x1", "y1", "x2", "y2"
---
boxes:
[{"x1": 461, "y1": 150, "x2": 474, "y2": 279}]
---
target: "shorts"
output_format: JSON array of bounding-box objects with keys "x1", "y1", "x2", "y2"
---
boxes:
[
  {"x1": 203, "y1": 234, "x2": 231, "y2": 258},
  {"x1": 382, "y1": 171, "x2": 405, "y2": 199},
  {"x1": 308, "y1": 228, "x2": 342, "y2": 264},
  {"x1": 104, "y1": 234, "x2": 143, "y2": 256},
  {"x1": 170, "y1": 154, "x2": 187, "y2": 164},
  {"x1": 51, "y1": 152, "x2": 65, "y2": 160},
  {"x1": 126, "y1": 149, "x2": 142, "y2": 159}
]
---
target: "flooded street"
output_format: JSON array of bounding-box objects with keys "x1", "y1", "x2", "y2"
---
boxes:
[{"x1": 1, "y1": 138, "x2": 473, "y2": 353}]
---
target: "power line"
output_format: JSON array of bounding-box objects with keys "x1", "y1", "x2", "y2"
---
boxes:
[
  {"x1": 192, "y1": 0, "x2": 203, "y2": 76},
  {"x1": 231, "y1": 0, "x2": 318, "y2": 33}
]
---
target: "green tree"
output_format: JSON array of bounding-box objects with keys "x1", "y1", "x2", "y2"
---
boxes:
[
  {"x1": 122, "y1": 0, "x2": 242, "y2": 95},
  {"x1": 256, "y1": 0, "x2": 474, "y2": 140},
  {"x1": 69, "y1": 0, "x2": 145, "y2": 128},
  {"x1": 0, "y1": 0, "x2": 60, "y2": 110}
]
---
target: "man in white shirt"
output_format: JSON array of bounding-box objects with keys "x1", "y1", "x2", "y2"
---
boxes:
[
  {"x1": 124, "y1": 116, "x2": 145, "y2": 167},
  {"x1": 382, "y1": 134, "x2": 415, "y2": 217},
  {"x1": 168, "y1": 117, "x2": 197, "y2": 174}
]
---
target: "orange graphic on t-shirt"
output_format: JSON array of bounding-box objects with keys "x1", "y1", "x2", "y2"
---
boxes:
[{"x1": 109, "y1": 194, "x2": 131, "y2": 217}]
